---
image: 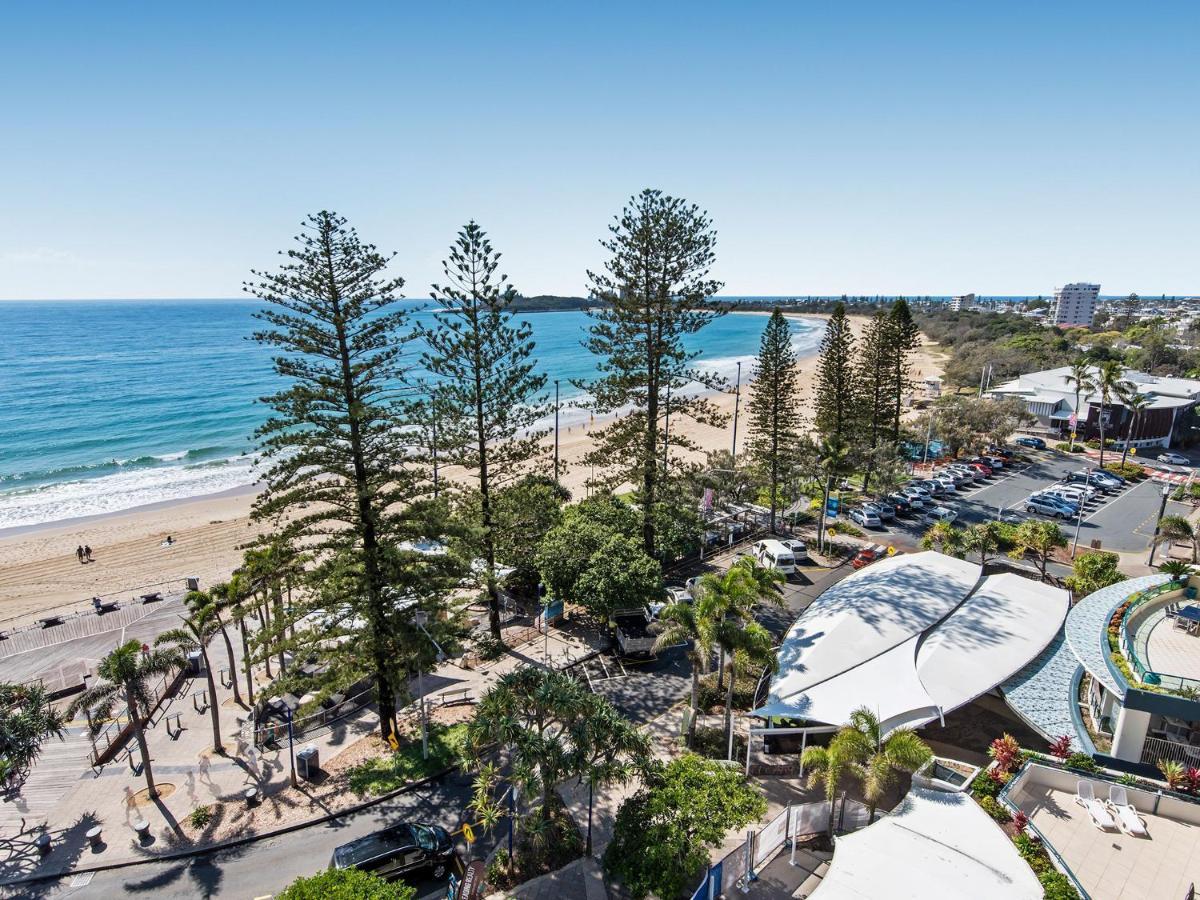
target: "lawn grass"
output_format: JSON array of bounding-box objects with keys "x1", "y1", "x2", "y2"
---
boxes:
[{"x1": 347, "y1": 722, "x2": 469, "y2": 797}]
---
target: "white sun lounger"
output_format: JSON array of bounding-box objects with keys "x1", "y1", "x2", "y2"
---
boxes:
[
  {"x1": 1076, "y1": 781, "x2": 1116, "y2": 830},
  {"x1": 1108, "y1": 785, "x2": 1149, "y2": 836}
]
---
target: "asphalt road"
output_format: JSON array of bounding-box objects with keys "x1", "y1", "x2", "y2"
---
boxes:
[
  {"x1": 16, "y1": 772, "x2": 486, "y2": 900},
  {"x1": 850, "y1": 450, "x2": 1193, "y2": 555}
]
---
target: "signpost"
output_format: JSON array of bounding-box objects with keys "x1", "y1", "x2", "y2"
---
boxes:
[{"x1": 459, "y1": 860, "x2": 486, "y2": 900}]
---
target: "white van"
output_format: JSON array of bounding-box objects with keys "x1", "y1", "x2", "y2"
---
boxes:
[{"x1": 754, "y1": 539, "x2": 797, "y2": 575}]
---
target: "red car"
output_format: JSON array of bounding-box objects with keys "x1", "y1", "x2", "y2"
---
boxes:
[{"x1": 852, "y1": 545, "x2": 889, "y2": 569}]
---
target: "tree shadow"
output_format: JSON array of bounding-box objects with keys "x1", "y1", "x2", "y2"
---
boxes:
[{"x1": 0, "y1": 810, "x2": 100, "y2": 884}]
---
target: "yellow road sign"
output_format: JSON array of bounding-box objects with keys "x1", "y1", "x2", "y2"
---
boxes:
[
  {"x1": 387, "y1": 733, "x2": 399, "y2": 751},
  {"x1": 462, "y1": 822, "x2": 475, "y2": 843}
]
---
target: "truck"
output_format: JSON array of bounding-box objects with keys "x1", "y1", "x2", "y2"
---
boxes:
[{"x1": 613, "y1": 607, "x2": 656, "y2": 657}]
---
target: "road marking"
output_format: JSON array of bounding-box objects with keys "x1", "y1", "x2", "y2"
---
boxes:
[{"x1": 1082, "y1": 480, "x2": 1146, "y2": 523}]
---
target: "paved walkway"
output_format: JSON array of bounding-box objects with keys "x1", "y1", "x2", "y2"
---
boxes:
[{"x1": 0, "y1": 618, "x2": 605, "y2": 885}]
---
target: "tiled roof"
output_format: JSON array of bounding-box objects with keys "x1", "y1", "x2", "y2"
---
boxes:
[
  {"x1": 1065, "y1": 573, "x2": 1169, "y2": 697},
  {"x1": 1001, "y1": 632, "x2": 1086, "y2": 747}
]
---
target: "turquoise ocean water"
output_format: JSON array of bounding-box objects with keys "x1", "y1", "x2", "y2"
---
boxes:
[{"x1": 0, "y1": 300, "x2": 820, "y2": 530}]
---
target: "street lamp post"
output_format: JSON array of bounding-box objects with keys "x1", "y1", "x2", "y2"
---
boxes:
[
  {"x1": 1147, "y1": 483, "x2": 1172, "y2": 565},
  {"x1": 1070, "y1": 496, "x2": 1085, "y2": 558},
  {"x1": 285, "y1": 707, "x2": 297, "y2": 788}
]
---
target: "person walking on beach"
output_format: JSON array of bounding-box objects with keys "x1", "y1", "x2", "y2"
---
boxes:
[
  {"x1": 84, "y1": 545, "x2": 93, "y2": 562},
  {"x1": 75, "y1": 545, "x2": 84, "y2": 564}
]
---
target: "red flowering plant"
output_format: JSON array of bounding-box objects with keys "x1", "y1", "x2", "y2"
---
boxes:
[
  {"x1": 988, "y1": 733, "x2": 1022, "y2": 774},
  {"x1": 1048, "y1": 735, "x2": 1073, "y2": 760}
]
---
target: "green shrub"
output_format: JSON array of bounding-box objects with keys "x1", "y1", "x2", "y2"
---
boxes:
[
  {"x1": 347, "y1": 722, "x2": 468, "y2": 797},
  {"x1": 827, "y1": 521, "x2": 865, "y2": 538},
  {"x1": 1039, "y1": 870, "x2": 1081, "y2": 900},
  {"x1": 1103, "y1": 462, "x2": 1145, "y2": 480},
  {"x1": 1054, "y1": 442, "x2": 1086, "y2": 453},
  {"x1": 691, "y1": 725, "x2": 747, "y2": 760},
  {"x1": 277, "y1": 867, "x2": 415, "y2": 899},
  {"x1": 1063, "y1": 752, "x2": 1099, "y2": 772},
  {"x1": 978, "y1": 795, "x2": 1011, "y2": 822},
  {"x1": 970, "y1": 770, "x2": 1004, "y2": 799},
  {"x1": 188, "y1": 805, "x2": 212, "y2": 829}
]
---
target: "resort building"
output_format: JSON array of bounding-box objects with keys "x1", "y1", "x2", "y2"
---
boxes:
[
  {"x1": 1003, "y1": 572, "x2": 1200, "y2": 775},
  {"x1": 948, "y1": 293, "x2": 974, "y2": 312},
  {"x1": 749, "y1": 552, "x2": 1069, "y2": 753},
  {"x1": 1050, "y1": 282, "x2": 1101, "y2": 327},
  {"x1": 988, "y1": 365, "x2": 1200, "y2": 448}
]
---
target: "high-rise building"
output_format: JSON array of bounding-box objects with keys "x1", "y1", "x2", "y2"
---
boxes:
[
  {"x1": 1050, "y1": 283, "x2": 1100, "y2": 327},
  {"x1": 948, "y1": 293, "x2": 974, "y2": 312}
]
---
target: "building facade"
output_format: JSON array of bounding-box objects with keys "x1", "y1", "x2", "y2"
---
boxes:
[
  {"x1": 948, "y1": 293, "x2": 974, "y2": 312},
  {"x1": 1050, "y1": 282, "x2": 1100, "y2": 327}
]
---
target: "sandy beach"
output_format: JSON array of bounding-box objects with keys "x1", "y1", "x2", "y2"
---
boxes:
[{"x1": 0, "y1": 313, "x2": 944, "y2": 627}]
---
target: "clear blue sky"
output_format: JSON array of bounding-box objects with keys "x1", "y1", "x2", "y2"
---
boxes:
[{"x1": 2, "y1": 1, "x2": 1196, "y2": 299}]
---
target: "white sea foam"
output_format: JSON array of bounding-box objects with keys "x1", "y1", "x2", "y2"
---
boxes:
[{"x1": 0, "y1": 454, "x2": 260, "y2": 530}]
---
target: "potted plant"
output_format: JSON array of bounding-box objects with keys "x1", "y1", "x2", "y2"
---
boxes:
[{"x1": 1160, "y1": 560, "x2": 1191, "y2": 583}]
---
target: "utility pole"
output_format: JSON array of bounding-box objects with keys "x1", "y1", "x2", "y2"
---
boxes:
[
  {"x1": 1071, "y1": 497, "x2": 1085, "y2": 557},
  {"x1": 553, "y1": 380, "x2": 560, "y2": 483},
  {"x1": 731, "y1": 361, "x2": 742, "y2": 463}
]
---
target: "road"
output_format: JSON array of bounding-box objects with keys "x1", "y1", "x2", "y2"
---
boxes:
[{"x1": 15, "y1": 772, "x2": 487, "y2": 900}]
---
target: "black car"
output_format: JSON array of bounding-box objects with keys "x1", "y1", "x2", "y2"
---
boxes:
[
  {"x1": 886, "y1": 493, "x2": 913, "y2": 516},
  {"x1": 1065, "y1": 470, "x2": 1119, "y2": 492},
  {"x1": 332, "y1": 822, "x2": 456, "y2": 881},
  {"x1": 1015, "y1": 437, "x2": 1046, "y2": 450}
]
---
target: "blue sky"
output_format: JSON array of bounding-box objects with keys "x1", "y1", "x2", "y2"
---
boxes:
[{"x1": 1, "y1": 1, "x2": 1196, "y2": 299}]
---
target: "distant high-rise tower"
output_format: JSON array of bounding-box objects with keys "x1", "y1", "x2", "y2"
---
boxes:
[
  {"x1": 1050, "y1": 283, "x2": 1100, "y2": 327},
  {"x1": 948, "y1": 293, "x2": 974, "y2": 312}
]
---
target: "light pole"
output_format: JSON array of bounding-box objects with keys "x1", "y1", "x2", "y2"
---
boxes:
[
  {"x1": 1147, "y1": 483, "x2": 1172, "y2": 565},
  {"x1": 1070, "y1": 495, "x2": 1086, "y2": 558},
  {"x1": 554, "y1": 381, "x2": 560, "y2": 483},
  {"x1": 285, "y1": 707, "x2": 297, "y2": 788},
  {"x1": 411, "y1": 610, "x2": 448, "y2": 760}
]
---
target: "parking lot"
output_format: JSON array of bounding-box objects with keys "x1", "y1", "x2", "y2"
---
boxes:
[{"x1": 847, "y1": 449, "x2": 1195, "y2": 555}]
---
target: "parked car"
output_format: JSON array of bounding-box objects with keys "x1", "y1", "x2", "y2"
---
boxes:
[
  {"x1": 916, "y1": 479, "x2": 945, "y2": 496},
  {"x1": 332, "y1": 822, "x2": 456, "y2": 881},
  {"x1": 986, "y1": 445, "x2": 1015, "y2": 459},
  {"x1": 1040, "y1": 487, "x2": 1090, "y2": 508},
  {"x1": 931, "y1": 476, "x2": 958, "y2": 493},
  {"x1": 1159, "y1": 452, "x2": 1191, "y2": 466},
  {"x1": 964, "y1": 459, "x2": 993, "y2": 476},
  {"x1": 851, "y1": 544, "x2": 889, "y2": 569},
  {"x1": 887, "y1": 494, "x2": 913, "y2": 516},
  {"x1": 849, "y1": 507, "x2": 882, "y2": 528},
  {"x1": 865, "y1": 500, "x2": 896, "y2": 520},
  {"x1": 943, "y1": 467, "x2": 976, "y2": 484},
  {"x1": 1024, "y1": 495, "x2": 1078, "y2": 519},
  {"x1": 901, "y1": 487, "x2": 930, "y2": 508},
  {"x1": 1054, "y1": 481, "x2": 1097, "y2": 500},
  {"x1": 754, "y1": 539, "x2": 798, "y2": 574},
  {"x1": 923, "y1": 506, "x2": 957, "y2": 525},
  {"x1": 981, "y1": 455, "x2": 1006, "y2": 470},
  {"x1": 780, "y1": 539, "x2": 808, "y2": 561},
  {"x1": 1065, "y1": 470, "x2": 1120, "y2": 492},
  {"x1": 614, "y1": 607, "x2": 657, "y2": 656},
  {"x1": 1015, "y1": 436, "x2": 1047, "y2": 450}
]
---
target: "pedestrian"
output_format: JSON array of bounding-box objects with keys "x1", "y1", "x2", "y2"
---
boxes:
[
  {"x1": 84, "y1": 545, "x2": 93, "y2": 561},
  {"x1": 75, "y1": 546, "x2": 84, "y2": 564}
]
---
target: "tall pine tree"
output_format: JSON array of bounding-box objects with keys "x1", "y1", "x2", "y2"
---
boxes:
[
  {"x1": 886, "y1": 299, "x2": 922, "y2": 442},
  {"x1": 248, "y1": 211, "x2": 453, "y2": 740},
  {"x1": 578, "y1": 189, "x2": 725, "y2": 558},
  {"x1": 854, "y1": 310, "x2": 896, "y2": 491},
  {"x1": 813, "y1": 302, "x2": 858, "y2": 443},
  {"x1": 746, "y1": 309, "x2": 800, "y2": 532},
  {"x1": 422, "y1": 222, "x2": 550, "y2": 640}
]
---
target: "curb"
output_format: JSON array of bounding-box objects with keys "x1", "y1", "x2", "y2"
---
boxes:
[{"x1": 0, "y1": 765, "x2": 458, "y2": 888}]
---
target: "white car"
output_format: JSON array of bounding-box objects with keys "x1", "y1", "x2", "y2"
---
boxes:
[
  {"x1": 923, "y1": 506, "x2": 957, "y2": 525},
  {"x1": 781, "y1": 539, "x2": 808, "y2": 561},
  {"x1": 931, "y1": 477, "x2": 959, "y2": 493},
  {"x1": 901, "y1": 487, "x2": 930, "y2": 508},
  {"x1": 1159, "y1": 452, "x2": 1190, "y2": 466},
  {"x1": 849, "y1": 507, "x2": 882, "y2": 528}
]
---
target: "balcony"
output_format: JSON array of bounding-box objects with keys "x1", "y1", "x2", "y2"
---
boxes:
[{"x1": 1112, "y1": 578, "x2": 1200, "y2": 699}]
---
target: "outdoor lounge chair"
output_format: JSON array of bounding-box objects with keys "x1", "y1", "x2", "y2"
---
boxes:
[
  {"x1": 1166, "y1": 603, "x2": 1181, "y2": 619},
  {"x1": 1107, "y1": 785, "x2": 1149, "y2": 836},
  {"x1": 1076, "y1": 781, "x2": 1117, "y2": 830}
]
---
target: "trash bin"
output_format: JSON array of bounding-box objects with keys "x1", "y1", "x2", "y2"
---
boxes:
[
  {"x1": 187, "y1": 650, "x2": 204, "y2": 676},
  {"x1": 297, "y1": 744, "x2": 320, "y2": 780},
  {"x1": 185, "y1": 577, "x2": 200, "y2": 592}
]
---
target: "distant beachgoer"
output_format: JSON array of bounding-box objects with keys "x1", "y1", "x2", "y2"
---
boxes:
[
  {"x1": 164, "y1": 535, "x2": 174, "y2": 546},
  {"x1": 75, "y1": 546, "x2": 84, "y2": 564},
  {"x1": 84, "y1": 545, "x2": 93, "y2": 561}
]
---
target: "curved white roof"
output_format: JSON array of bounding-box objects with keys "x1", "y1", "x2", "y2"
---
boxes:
[
  {"x1": 755, "y1": 553, "x2": 1069, "y2": 731},
  {"x1": 812, "y1": 787, "x2": 1042, "y2": 900}
]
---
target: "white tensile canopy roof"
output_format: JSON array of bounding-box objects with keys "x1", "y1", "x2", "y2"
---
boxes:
[
  {"x1": 753, "y1": 552, "x2": 1068, "y2": 732},
  {"x1": 812, "y1": 787, "x2": 1042, "y2": 899}
]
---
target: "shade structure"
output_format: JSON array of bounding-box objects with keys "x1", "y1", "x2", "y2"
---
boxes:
[
  {"x1": 754, "y1": 552, "x2": 1068, "y2": 733},
  {"x1": 812, "y1": 787, "x2": 1042, "y2": 899}
]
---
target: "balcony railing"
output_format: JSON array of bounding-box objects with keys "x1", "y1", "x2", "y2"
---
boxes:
[
  {"x1": 1141, "y1": 735, "x2": 1200, "y2": 768},
  {"x1": 1116, "y1": 580, "x2": 1200, "y2": 697}
]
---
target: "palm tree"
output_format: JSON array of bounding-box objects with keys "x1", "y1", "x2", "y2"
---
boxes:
[
  {"x1": 189, "y1": 580, "x2": 244, "y2": 707},
  {"x1": 702, "y1": 559, "x2": 785, "y2": 693},
  {"x1": 1094, "y1": 361, "x2": 1135, "y2": 469},
  {"x1": 836, "y1": 707, "x2": 933, "y2": 821},
  {"x1": 157, "y1": 606, "x2": 225, "y2": 753},
  {"x1": 711, "y1": 622, "x2": 775, "y2": 758},
  {"x1": 652, "y1": 599, "x2": 715, "y2": 746},
  {"x1": 1063, "y1": 359, "x2": 1095, "y2": 451},
  {"x1": 1119, "y1": 391, "x2": 1153, "y2": 468},
  {"x1": 1009, "y1": 520, "x2": 1068, "y2": 581},
  {"x1": 801, "y1": 731, "x2": 856, "y2": 836},
  {"x1": 1157, "y1": 515, "x2": 1198, "y2": 563},
  {"x1": 920, "y1": 521, "x2": 965, "y2": 557},
  {"x1": 67, "y1": 639, "x2": 184, "y2": 799},
  {"x1": 0, "y1": 682, "x2": 67, "y2": 793},
  {"x1": 964, "y1": 520, "x2": 1006, "y2": 567}
]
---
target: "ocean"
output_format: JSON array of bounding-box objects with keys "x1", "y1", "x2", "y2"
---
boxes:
[{"x1": 0, "y1": 299, "x2": 821, "y2": 530}]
